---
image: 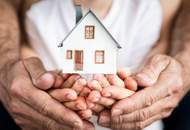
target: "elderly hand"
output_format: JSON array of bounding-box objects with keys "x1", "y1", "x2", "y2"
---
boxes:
[
  {"x1": 0, "y1": 57, "x2": 94, "y2": 130},
  {"x1": 99, "y1": 54, "x2": 187, "y2": 130}
]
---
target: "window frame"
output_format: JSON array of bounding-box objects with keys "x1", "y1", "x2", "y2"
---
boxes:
[
  {"x1": 95, "y1": 50, "x2": 105, "y2": 64},
  {"x1": 85, "y1": 25, "x2": 95, "y2": 39},
  {"x1": 66, "y1": 50, "x2": 73, "y2": 59}
]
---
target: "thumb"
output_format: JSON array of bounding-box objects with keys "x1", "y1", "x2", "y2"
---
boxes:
[
  {"x1": 135, "y1": 55, "x2": 171, "y2": 87},
  {"x1": 22, "y1": 57, "x2": 55, "y2": 90}
]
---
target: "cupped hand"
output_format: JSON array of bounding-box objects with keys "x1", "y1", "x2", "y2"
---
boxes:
[
  {"x1": 99, "y1": 54, "x2": 186, "y2": 130},
  {"x1": 0, "y1": 57, "x2": 94, "y2": 130}
]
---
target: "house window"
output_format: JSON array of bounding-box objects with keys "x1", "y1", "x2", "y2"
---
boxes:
[
  {"x1": 85, "y1": 25, "x2": 95, "y2": 39},
  {"x1": 66, "y1": 50, "x2": 72, "y2": 59},
  {"x1": 95, "y1": 50, "x2": 104, "y2": 64}
]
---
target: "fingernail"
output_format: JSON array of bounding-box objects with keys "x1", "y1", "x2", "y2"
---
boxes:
[
  {"x1": 112, "y1": 109, "x2": 123, "y2": 116},
  {"x1": 36, "y1": 73, "x2": 54, "y2": 89},
  {"x1": 66, "y1": 93, "x2": 76, "y2": 100}
]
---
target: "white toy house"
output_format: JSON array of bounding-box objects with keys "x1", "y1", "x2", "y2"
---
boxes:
[{"x1": 59, "y1": 10, "x2": 122, "y2": 74}]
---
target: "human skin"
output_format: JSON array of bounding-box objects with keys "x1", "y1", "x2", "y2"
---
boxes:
[
  {"x1": 0, "y1": 0, "x2": 116, "y2": 129},
  {"x1": 20, "y1": 0, "x2": 174, "y2": 122},
  {"x1": 1, "y1": 0, "x2": 189, "y2": 130},
  {"x1": 98, "y1": 0, "x2": 190, "y2": 130},
  {"x1": 0, "y1": 1, "x2": 95, "y2": 130}
]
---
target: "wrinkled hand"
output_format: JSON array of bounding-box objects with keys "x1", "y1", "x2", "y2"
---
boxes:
[
  {"x1": 99, "y1": 54, "x2": 186, "y2": 130},
  {"x1": 0, "y1": 57, "x2": 94, "y2": 130}
]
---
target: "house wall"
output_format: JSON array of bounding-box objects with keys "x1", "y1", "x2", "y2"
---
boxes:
[{"x1": 59, "y1": 13, "x2": 118, "y2": 74}]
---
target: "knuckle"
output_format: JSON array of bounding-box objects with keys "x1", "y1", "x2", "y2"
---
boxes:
[
  {"x1": 138, "y1": 110, "x2": 148, "y2": 121},
  {"x1": 10, "y1": 101, "x2": 22, "y2": 115},
  {"x1": 135, "y1": 122, "x2": 144, "y2": 130},
  {"x1": 45, "y1": 120, "x2": 56, "y2": 130},
  {"x1": 111, "y1": 122, "x2": 121, "y2": 130},
  {"x1": 40, "y1": 102, "x2": 50, "y2": 115},
  {"x1": 144, "y1": 94, "x2": 155, "y2": 107},
  {"x1": 10, "y1": 78, "x2": 23, "y2": 97},
  {"x1": 112, "y1": 115, "x2": 123, "y2": 124}
]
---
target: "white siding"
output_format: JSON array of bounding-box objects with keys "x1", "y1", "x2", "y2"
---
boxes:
[{"x1": 59, "y1": 13, "x2": 118, "y2": 74}]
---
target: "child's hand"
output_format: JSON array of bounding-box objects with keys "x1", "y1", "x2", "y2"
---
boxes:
[
  {"x1": 49, "y1": 74, "x2": 93, "y2": 119},
  {"x1": 48, "y1": 68, "x2": 138, "y2": 120},
  {"x1": 87, "y1": 69, "x2": 137, "y2": 112}
]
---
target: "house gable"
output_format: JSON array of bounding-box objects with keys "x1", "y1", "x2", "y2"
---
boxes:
[{"x1": 60, "y1": 10, "x2": 122, "y2": 49}]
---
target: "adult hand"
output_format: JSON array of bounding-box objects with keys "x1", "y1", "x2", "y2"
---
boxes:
[
  {"x1": 0, "y1": 57, "x2": 94, "y2": 130},
  {"x1": 99, "y1": 54, "x2": 187, "y2": 130}
]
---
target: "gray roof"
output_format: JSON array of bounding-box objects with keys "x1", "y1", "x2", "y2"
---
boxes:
[{"x1": 60, "y1": 10, "x2": 122, "y2": 49}]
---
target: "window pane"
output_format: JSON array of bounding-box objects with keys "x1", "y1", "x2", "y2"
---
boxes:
[
  {"x1": 85, "y1": 25, "x2": 95, "y2": 39},
  {"x1": 66, "y1": 50, "x2": 72, "y2": 59},
  {"x1": 95, "y1": 51, "x2": 104, "y2": 64}
]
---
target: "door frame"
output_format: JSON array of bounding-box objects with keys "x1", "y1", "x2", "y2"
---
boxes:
[{"x1": 74, "y1": 50, "x2": 84, "y2": 71}]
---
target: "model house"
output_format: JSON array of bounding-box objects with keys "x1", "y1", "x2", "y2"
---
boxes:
[{"x1": 59, "y1": 10, "x2": 122, "y2": 74}]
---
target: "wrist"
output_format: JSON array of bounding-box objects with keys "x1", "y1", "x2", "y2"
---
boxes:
[{"x1": 175, "y1": 51, "x2": 190, "y2": 93}]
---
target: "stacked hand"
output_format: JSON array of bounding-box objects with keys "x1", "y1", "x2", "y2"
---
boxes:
[
  {"x1": 0, "y1": 54, "x2": 186, "y2": 130},
  {"x1": 48, "y1": 71, "x2": 137, "y2": 120}
]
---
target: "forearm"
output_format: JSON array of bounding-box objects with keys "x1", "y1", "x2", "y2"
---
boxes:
[
  {"x1": 173, "y1": 0, "x2": 190, "y2": 92},
  {"x1": 0, "y1": 0, "x2": 20, "y2": 69}
]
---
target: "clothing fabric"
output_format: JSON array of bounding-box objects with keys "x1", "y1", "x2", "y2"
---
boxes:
[{"x1": 26, "y1": 0, "x2": 163, "y2": 130}]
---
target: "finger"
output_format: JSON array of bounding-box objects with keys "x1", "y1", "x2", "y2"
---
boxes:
[
  {"x1": 48, "y1": 88, "x2": 77, "y2": 102},
  {"x1": 101, "y1": 86, "x2": 135, "y2": 100},
  {"x1": 64, "y1": 97, "x2": 87, "y2": 111},
  {"x1": 106, "y1": 74, "x2": 125, "y2": 87},
  {"x1": 93, "y1": 74, "x2": 110, "y2": 88},
  {"x1": 117, "y1": 67, "x2": 132, "y2": 80},
  {"x1": 78, "y1": 109, "x2": 93, "y2": 120},
  {"x1": 112, "y1": 58, "x2": 182, "y2": 117},
  {"x1": 135, "y1": 55, "x2": 170, "y2": 87},
  {"x1": 72, "y1": 78, "x2": 87, "y2": 94},
  {"x1": 91, "y1": 104, "x2": 104, "y2": 114},
  {"x1": 112, "y1": 76, "x2": 174, "y2": 117},
  {"x1": 98, "y1": 110, "x2": 111, "y2": 128},
  {"x1": 86, "y1": 100, "x2": 95, "y2": 108},
  {"x1": 113, "y1": 96, "x2": 177, "y2": 123},
  {"x1": 22, "y1": 58, "x2": 55, "y2": 90},
  {"x1": 14, "y1": 79, "x2": 83, "y2": 129},
  {"x1": 52, "y1": 72, "x2": 63, "y2": 88},
  {"x1": 88, "y1": 80, "x2": 102, "y2": 91},
  {"x1": 61, "y1": 73, "x2": 71, "y2": 81},
  {"x1": 97, "y1": 97, "x2": 115, "y2": 108},
  {"x1": 111, "y1": 114, "x2": 162, "y2": 130},
  {"x1": 80, "y1": 87, "x2": 91, "y2": 97},
  {"x1": 11, "y1": 99, "x2": 72, "y2": 130},
  {"x1": 87, "y1": 90, "x2": 101, "y2": 102},
  {"x1": 124, "y1": 76, "x2": 138, "y2": 91},
  {"x1": 61, "y1": 74, "x2": 81, "y2": 88}
]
